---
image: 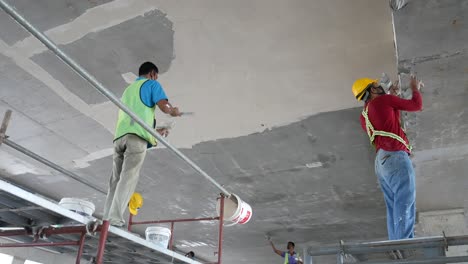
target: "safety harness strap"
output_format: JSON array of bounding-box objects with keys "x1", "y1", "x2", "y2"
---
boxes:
[{"x1": 362, "y1": 106, "x2": 412, "y2": 152}]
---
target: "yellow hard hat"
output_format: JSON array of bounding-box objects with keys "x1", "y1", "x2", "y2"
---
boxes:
[
  {"x1": 352, "y1": 78, "x2": 378, "y2": 101},
  {"x1": 128, "y1": 192, "x2": 143, "y2": 216}
]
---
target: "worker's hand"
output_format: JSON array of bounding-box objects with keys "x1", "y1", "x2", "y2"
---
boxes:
[
  {"x1": 156, "y1": 128, "x2": 169, "y2": 137},
  {"x1": 389, "y1": 80, "x2": 400, "y2": 96},
  {"x1": 410, "y1": 75, "x2": 424, "y2": 91},
  {"x1": 170, "y1": 107, "x2": 182, "y2": 117}
]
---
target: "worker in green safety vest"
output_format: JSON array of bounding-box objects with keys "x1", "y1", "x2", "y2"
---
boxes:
[
  {"x1": 103, "y1": 61, "x2": 182, "y2": 227},
  {"x1": 270, "y1": 239, "x2": 303, "y2": 264}
]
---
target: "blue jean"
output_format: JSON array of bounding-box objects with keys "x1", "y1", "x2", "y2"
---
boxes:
[{"x1": 375, "y1": 149, "x2": 416, "y2": 240}]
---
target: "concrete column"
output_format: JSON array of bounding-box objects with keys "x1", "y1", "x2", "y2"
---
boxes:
[
  {"x1": 302, "y1": 247, "x2": 313, "y2": 264},
  {"x1": 12, "y1": 257, "x2": 25, "y2": 264}
]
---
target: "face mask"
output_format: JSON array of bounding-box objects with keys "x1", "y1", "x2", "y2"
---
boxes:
[{"x1": 373, "y1": 86, "x2": 386, "y2": 95}]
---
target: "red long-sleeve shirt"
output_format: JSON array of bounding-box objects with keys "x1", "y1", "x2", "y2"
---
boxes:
[{"x1": 360, "y1": 90, "x2": 423, "y2": 154}]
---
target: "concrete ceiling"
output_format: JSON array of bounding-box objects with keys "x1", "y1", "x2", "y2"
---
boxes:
[{"x1": 0, "y1": 0, "x2": 467, "y2": 263}]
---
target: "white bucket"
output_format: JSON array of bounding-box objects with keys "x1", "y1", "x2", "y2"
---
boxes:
[
  {"x1": 216, "y1": 193, "x2": 252, "y2": 226},
  {"x1": 59, "y1": 198, "x2": 95, "y2": 217},
  {"x1": 145, "y1": 226, "x2": 172, "y2": 248}
]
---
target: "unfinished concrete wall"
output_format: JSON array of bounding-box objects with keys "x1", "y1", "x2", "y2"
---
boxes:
[{"x1": 392, "y1": 0, "x2": 468, "y2": 215}]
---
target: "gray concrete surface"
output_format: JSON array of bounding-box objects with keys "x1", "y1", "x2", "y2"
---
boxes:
[
  {"x1": 0, "y1": 0, "x2": 467, "y2": 263},
  {"x1": 0, "y1": 0, "x2": 112, "y2": 45},
  {"x1": 393, "y1": 0, "x2": 468, "y2": 215},
  {"x1": 32, "y1": 9, "x2": 174, "y2": 105}
]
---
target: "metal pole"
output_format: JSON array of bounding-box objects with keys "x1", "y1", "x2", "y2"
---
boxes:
[
  {"x1": 337, "y1": 240, "x2": 344, "y2": 264},
  {"x1": 0, "y1": 0, "x2": 230, "y2": 197},
  {"x1": 169, "y1": 222, "x2": 174, "y2": 250},
  {"x1": 308, "y1": 235, "x2": 468, "y2": 256},
  {"x1": 128, "y1": 214, "x2": 133, "y2": 232},
  {"x1": 336, "y1": 253, "x2": 344, "y2": 264},
  {"x1": 95, "y1": 220, "x2": 110, "y2": 264},
  {"x1": 0, "y1": 225, "x2": 99, "y2": 237},
  {"x1": 131, "y1": 216, "x2": 220, "y2": 226},
  {"x1": 76, "y1": 232, "x2": 86, "y2": 264},
  {"x1": 3, "y1": 138, "x2": 106, "y2": 194},
  {"x1": 217, "y1": 195, "x2": 225, "y2": 264},
  {"x1": 0, "y1": 241, "x2": 79, "y2": 248},
  {"x1": 0, "y1": 110, "x2": 12, "y2": 146},
  {"x1": 364, "y1": 256, "x2": 468, "y2": 264},
  {"x1": 302, "y1": 247, "x2": 313, "y2": 264}
]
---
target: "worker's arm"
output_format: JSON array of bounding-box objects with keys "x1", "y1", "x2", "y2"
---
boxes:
[
  {"x1": 270, "y1": 241, "x2": 284, "y2": 257},
  {"x1": 157, "y1": 99, "x2": 181, "y2": 117},
  {"x1": 384, "y1": 75, "x2": 423, "y2": 112},
  {"x1": 149, "y1": 80, "x2": 182, "y2": 117},
  {"x1": 388, "y1": 80, "x2": 400, "y2": 96}
]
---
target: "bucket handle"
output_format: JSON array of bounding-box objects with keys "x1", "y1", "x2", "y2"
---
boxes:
[{"x1": 78, "y1": 201, "x2": 93, "y2": 216}]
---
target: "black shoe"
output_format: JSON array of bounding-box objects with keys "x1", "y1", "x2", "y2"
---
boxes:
[
  {"x1": 387, "y1": 250, "x2": 399, "y2": 260},
  {"x1": 395, "y1": 250, "x2": 404, "y2": 259}
]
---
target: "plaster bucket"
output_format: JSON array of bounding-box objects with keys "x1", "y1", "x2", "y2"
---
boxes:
[
  {"x1": 59, "y1": 198, "x2": 95, "y2": 217},
  {"x1": 216, "y1": 193, "x2": 252, "y2": 226},
  {"x1": 145, "y1": 226, "x2": 172, "y2": 248}
]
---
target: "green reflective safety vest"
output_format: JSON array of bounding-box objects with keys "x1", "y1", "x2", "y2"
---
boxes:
[
  {"x1": 114, "y1": 79, "x2": 157, "y2": 146},
  {"x1": 362, "y1": 105, "x2": 412, "y2": 152},
  {"x1": 284, "y1": 252, "x2": 297, "y2": 264},
  {"x1": 284, "y1": 253, "x2": 289, "y2": 264}
]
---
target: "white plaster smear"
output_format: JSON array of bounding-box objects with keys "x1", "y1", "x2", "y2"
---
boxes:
[
  {"x1": 0, "y1": 150, "x2": 50, "y2": 176},
  {"x1": 72, "y1": 147, "x2": 114, "y2": 169},
  {"x1": 305, "y1": 162, "x2": 323, "y2": 168},
  {"x1": 122, "y1": 72, "x2": 138, "y2": 84},
  {"x1": 13, "y1": 0, "x2": 161, "y2": 57}
]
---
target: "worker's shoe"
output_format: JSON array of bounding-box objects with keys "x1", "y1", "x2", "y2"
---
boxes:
[
  {"x1": 109, "y1": 220, "x2": 125, "y2": 227},
  {"x1": 394, "y1": 250, "x2": 404, "y2": 259},
  {"x1": 386, "y1": 250, "x2": 399, "y2": 260},
  {"x1": 110, "y1": 222, "x2": 126, "y2": 228}
]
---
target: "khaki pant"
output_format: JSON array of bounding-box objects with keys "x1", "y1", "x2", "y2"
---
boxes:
[{"x1": 103, "y1": 134, "x2": 147, "y2": 226}]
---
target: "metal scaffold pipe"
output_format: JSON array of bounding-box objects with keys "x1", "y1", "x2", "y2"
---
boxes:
[
  {"x1": 308, "y1": 235, "x2": 468, "y2": 256},
  {"x1": 3, "y1": 138, "x2": 106, "y2": 194},
  {"x1": 0, "y1": 0, "x2": 230, "y2": 197}
]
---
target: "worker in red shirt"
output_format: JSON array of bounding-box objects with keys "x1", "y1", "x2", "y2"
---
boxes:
[{"x1": 352, "y1": 75, "x2": 423, "y2": 240}]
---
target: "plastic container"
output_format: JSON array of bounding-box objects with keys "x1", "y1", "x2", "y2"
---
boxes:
[
  {"x1": 145, "y1": 226, "x2": 172, "y2": 248},
  {"x1": 58, "y1": 198, "x2": 95, "y2": 217},
  {"x1": 216, "y1": 193, "x2": 252, "y2": 226}
]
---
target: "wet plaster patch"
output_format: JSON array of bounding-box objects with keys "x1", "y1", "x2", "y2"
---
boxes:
[
  {"x1": 31, "y1": 9, "x2": 175, "y2": 105},
  {"x1": 0, "y1": 0, "x2": 112, "y2": 45}
]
